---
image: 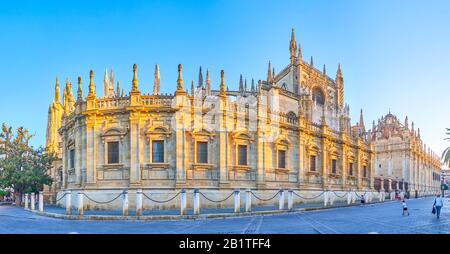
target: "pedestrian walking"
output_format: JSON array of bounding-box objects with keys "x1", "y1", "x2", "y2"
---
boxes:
[
  {"x1": 402, "y1": 200, "x2": 409, "y2": 216},
  {"x1": 360, "y1": 194, "x2": 365, "y2": 207},
  {"x1": 433, "y1": 194, "x2": 444, "y2": 219}
]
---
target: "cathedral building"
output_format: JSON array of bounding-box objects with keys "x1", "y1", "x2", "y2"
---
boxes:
[
  {"x1": 370, "y1": 112, "x2": 442, "y2": 196},
  {"x1": 45, "y1": 29, "x2": 375, "y2": 208}
]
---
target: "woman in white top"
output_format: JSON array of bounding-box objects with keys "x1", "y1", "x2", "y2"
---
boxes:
[{"x1": 434, "y1": 195, "x2": 444, "y2": 219}]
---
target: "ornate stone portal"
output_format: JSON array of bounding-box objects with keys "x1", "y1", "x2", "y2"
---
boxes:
[
  {"x1": 45, "y1": 29, "x2": 375, "y2": 209},
  {"x1": 370, "y1": 112, "x2": 441, "y2": 195}
]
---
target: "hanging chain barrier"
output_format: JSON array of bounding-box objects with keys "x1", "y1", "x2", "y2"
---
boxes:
[
  {"x1": 55, "y1": 193, "x2": 67, "y2": 202},
  {"x1": 198, "y1": 191, "x2": 235, "y2": 203},
  {"x1": 292, "y1": 190, "x2": 324, "y2": 200},
  {"x1": 354, "y1": 191, "x2": 368, "y2": 199},
  {"x1": 332, "y1": 191, "x2": 347, "y2": 198},
  {"x1": 250, "y1": 190, "x2": 281, "y2": 202},
  {"x1": 83, "y1": 192, "x2": 123, "y2": 205},
  {"x1": 142, "y1": 191, "x2": 181, "y2": 204}
]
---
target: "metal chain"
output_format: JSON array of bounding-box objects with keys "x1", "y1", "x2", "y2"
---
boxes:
[
  {"x1": 142, "y1": 191, "x2": 181, "y2": 204},
  {"x1": 55, "y1": 193, "x2": 67, "y2": 202},
  {"x1": 332, "y1": 191, "x2": 347, "y2": 198},
  {"x1": 83, "y1": 193, "x2": 123, "y2": 204},
  {"x1": 198, "y1": 191, "x2": 234, "y2": 203},
  {"x1": 292, "y1": 191, "x2": 324, "y2": 200},
  {"x1": 354, "y1": 191, "x2": 367, "y2": 199},
  {"x1": 250, "y1": 190, "x2": 281, "y2": 201}
]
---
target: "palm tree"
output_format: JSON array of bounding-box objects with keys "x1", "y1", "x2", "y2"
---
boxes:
[{"x1": 442, "y1": 128, "x2": 450, "y2": 167}]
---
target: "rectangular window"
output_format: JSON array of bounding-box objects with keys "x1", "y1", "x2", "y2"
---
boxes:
[
  {"x1": 331, "y1": 159, "x2": 337, "y2": 174},
  {"x1": 238, "y1": 145, "x2": 248, "y2": 166},
  {"x1": 349, "y1": 162, "x2": 353, "y2": 176},
  {"x1": 278, "y1": 150, "x2": 286, "y2": 169},
  {"x1": 363, "y1": 165, "x2": 367, "y2": 178},
  {"x1": 310, "y1": 155, "x2": 316, "y2": 172},
  {"x1": 197, "y1": 142, "x2": 208, "y2": 164},
  {"x1": 152, "y1": 140, "x2": 164, "y2": 163},
  {"x1": 107, "y1": 141, "x2": 119, "y2": 164},
  {"x1": 69, "y1": 149, "x2": 75, "y2": 169}
]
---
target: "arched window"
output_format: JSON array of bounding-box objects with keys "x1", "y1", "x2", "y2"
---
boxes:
[
  {"x1": 287, "y1": 111, "x2": 297, "y2": 124},
  {"x1": 312, "y1": 87, "x2": 325, "y2": 105}
]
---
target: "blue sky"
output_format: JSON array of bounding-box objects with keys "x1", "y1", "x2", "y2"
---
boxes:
[{"x1": 0, "y1": 0, "x2": 449, "y2": 162}]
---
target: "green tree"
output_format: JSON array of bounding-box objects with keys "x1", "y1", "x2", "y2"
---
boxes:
[
  {"x1": 0, "y1": 123, "x2": 55, "y2": 206},
  {"x1": 443, "y1": 128, "x2": 450, "y2": 167}
]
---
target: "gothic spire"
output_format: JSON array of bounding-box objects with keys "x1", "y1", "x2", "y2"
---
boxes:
[
  {"x1": 206, "y1": 68, "x2": 211, "y2": 95},
  {"x1": 297, "y1": 43, "x2": 302, "y2": 62},
  {"x1": 77, "y1": 76, "x2": 83, "y2": 101},
  {"x1": 239, "y1": 74, "x2": 244, "y2": 93},
  {"x1": 289, "y1": 28, "x2": 297, "y2": 64},
  {"x1": 54, "y1": 77, "x2": 60, "y2": 103},
  {"x1": 198, "y1": 66, "x2": 203, "y2": 88},
  {"x1": 405, "y1": 116, "x2": 409, "y2": 128},
  {"x1": 176, "y1": 64, "x2": 185, "y2": 94},
  {"x1": 132, "y1": 64, "x2": 139, "y2": 92},
  {"x1": 323, "y1": 64, "x2": 326, "y2": 75},
  {"x1": 104, "y1": 69, "x2": 109, "y2": 97},
  {"x1": 251, "y1": 78, "x2": 255, "y2": 94},
  {"x1": 109, "y1": 69, "x2": 115, "y2": 96},
  {"x1": 116, "y1": 81, "x2": 121, "y2": 97},
  {"x1": 88, "y1": 70, "x2": 95, "y2": 96},
  {"x1": 267, "y1": 61, "x2": 273, "y2": 84},
  {"x1": 244, "y1": 78, "x2": 248, "y2": 92},
  {"x1": 154, "y1": 64, "x2": 161, "y2": 95},
  {"x1": 219, "y1": 70, "x2": 227, "y2": 97},
  {"x1": 191, "y1": 80, "x2": 195, "y2": 96},
  {"x1": 359, "y1": 109, "x2": 365, "y2": 131},
  {"x1": 310, "y1": 56, "x2": 314, "y2": 67}
]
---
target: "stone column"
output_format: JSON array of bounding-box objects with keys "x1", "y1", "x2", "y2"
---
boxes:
[
  {"x1": 136, "y1": 189, "x2": 143, "y2": 216},
  {"x1": 347, "y1": 192, "x2": 351, "y2": 205},
  {"x1": 278, "y1": 190, "x2": 285, "y2": 210},
  {"x1": 288, "y1": 190, "x2": 294, "y2": 211},
  {"x1": 129, "y1": 116, "x2": 141, "y2": 186},
  {"x1": 85, "y1": 119, "x2": 97, "y2": 185},
  {"x1": 78, "y1": 192, "x2": 84, "y2": 216},
  {"x1": 193, "y1": 189, "x2": 200, "y2": 215},
  {"x1": 329, "y1": 191, "x2": 334, "y2": 206},
  {"x1": 24, "y1": 193, "x2": 29, "y2": 209},
  {"x1": 122, "y1": 190, "x2": 129, "y2": 216},
  {"x1": 180, "y1": 189, "x2": 187, "y2": 215},
  {"x1": 39, "y1": 191, "x2": 44, "y2": 212},
  {"x1": 245, "y1": 189, "x2": 252, "y2": 212},
  {"x1": 30, "y1": 193, "x2": 35, "y2": 211},
  {"x1": 323, "y1": 191, "x2": 329, "y2": 207},
  {"x1": 234, "y1": 189, "x2": 240, "y2": 213},
  {"x1": 65, "y1": 190, "x2": 72, "y2": 215}
]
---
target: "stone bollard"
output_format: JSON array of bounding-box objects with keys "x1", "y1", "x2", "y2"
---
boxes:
[
  {"x1": 329, "y1": 191, "x2": 335, "y2": 206},
  {"x1": 193, "y1": 189, "x2": 200, "y2": 215},
  {"x1": 77, "y1": 192, "x2": 84, "y2": 216},
  {"x1": 122, "y1": 190, "x2": 129, "y2": 216},
  {"x1": 24, "y1": 193, "x2": 29, "y2": 210},
  {"x1": 180, "y1": 189, "x2": 187, "y2": 215},
  {"x1": 278, "y1": 190, "x2": 285, "y2": 210},
  {"x1": 136, "y1": 189, "x2": 143, "y2": 216},
  {"x1": 323, "y1": 191, "x2": 329, "y2": 207},
  {"x1": 65, "y1": 190, "x2": 72, "y2": 215},
  {"x1": 288, "y1": 190, "x2": 294, "y2": 211},
  {"x1": 390, "y1": 192, "x2": 394, "y2": 201},
  {"x1": 347, "y1": 192, "x2": 351, "y2": 205},
  {"x1": 39, "y1": 191, "x2": 44, "y2": 212},
  {"x1": 245, "y1": 189, "x2": 252, "y2": 213},
  {"x1": 234, "y1": 189, "x2": 241, "y2": 213},
  {"x1": 30, "y1": 193, "x2": 35, "y2": 211}
]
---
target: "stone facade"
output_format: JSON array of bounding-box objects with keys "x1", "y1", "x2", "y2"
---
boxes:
[
  {"x1": 370, "y1": 112, "x2": 441, "y2": 195},
  {"x1": 45, "y1": 29, "x2": 375, "y2": 209}
]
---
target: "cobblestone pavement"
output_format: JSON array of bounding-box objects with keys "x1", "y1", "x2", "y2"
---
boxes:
[{"x1": 0, "y1": 197, "x2": 448, "y2": 234}]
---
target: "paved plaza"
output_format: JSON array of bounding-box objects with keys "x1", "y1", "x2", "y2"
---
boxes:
[{"x1": 0, "y1": 197, "x2": 449, "y2": 234}]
